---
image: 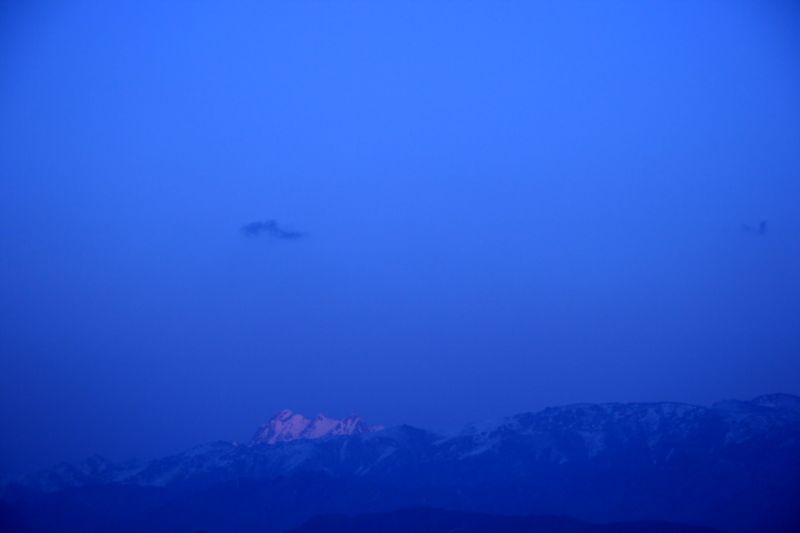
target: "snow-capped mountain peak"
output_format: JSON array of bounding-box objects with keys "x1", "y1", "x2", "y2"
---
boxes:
[{"x1": 250, "y1": 410, "x2": 382, "y2": 444}]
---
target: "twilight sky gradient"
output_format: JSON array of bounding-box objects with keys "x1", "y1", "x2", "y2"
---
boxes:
[{"x1": 1, "y1": 0, "x2": 799, "y2": 475}]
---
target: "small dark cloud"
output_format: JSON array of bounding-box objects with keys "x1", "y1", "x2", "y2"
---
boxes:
[
  {"x1": 741, "y1": 219, "x2": 768, "y2": 236},
  {"x1": 241, "y1": 220, "x2": 306, "y2": 240}
]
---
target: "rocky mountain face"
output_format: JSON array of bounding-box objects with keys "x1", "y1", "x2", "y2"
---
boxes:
[
  {"x1": 250, "y1": 409, "x2": 383, "y2": 445},
  {"x1": 3, "y1": 394, "x2": 800, "y2": 532}
]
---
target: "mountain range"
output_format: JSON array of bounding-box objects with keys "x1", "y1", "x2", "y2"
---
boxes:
[{"x1": 2, "y1": 394, "x2": 799, "y2": 532}]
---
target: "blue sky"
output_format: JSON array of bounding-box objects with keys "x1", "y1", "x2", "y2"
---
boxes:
[{"x1": 1, "y1": 0, "x2": 799, "y2": 475}]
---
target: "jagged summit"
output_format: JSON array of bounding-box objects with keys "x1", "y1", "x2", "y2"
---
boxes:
[{"x1": 250, "y1": 409, "x2": 383, "y2": 445}]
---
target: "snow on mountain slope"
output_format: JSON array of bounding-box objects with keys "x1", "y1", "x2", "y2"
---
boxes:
[
  {"x1": 9, "y1": 395, "x2": 800, "y2": 493},
  {"x1": 250, "y1": 410, "x2": 383, "y2": 445},
  {"x1": 5, "y1": 396, "x2": 799, "y2": 533}
]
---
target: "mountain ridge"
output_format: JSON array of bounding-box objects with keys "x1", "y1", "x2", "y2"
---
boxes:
[
  {"x1": 4, "y1": 394, "x2": 800, "y2": 532},
  {"x1": 250, "y1": 409, "x2": 383, "y2": 445},
  {"x1": 10, "y1": 393, "x2": 800, "y2": 492}
]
